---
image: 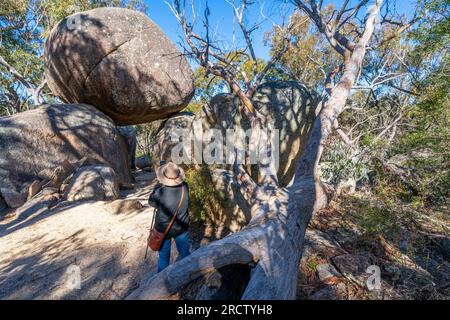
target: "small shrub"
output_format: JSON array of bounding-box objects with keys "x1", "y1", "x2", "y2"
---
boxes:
[
  {"x1": 184, "y1": 101, "x2": 203, "y2": 114},
  {"x1": 307, "y1": 257, "x2": 319, "y2": 272},
  {"x1": 184, "y1": 165, "x2": 221, "y2": 223},
  {"x1": 321, "y1": 140, "x2": 369, "y2": 187}
]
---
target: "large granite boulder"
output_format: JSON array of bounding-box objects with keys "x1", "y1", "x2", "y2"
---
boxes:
[
  {"x1": 44, "y1": 7, "x2": 194, "y2": 125},
  {"x1": 0, "y1": 103, "x2": 132, "y2": 188}
]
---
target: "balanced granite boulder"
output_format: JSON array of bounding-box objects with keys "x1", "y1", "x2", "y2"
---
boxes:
[
  {"x1": 44, "y1": 7, "x2": 194, "y2": 125},
  {"x1": 0, "y1": 103, "x2": 132, "y2": 187}
]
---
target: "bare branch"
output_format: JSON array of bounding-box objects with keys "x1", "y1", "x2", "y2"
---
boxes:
[
  {"x1": 336, "y1": 0, "x2": 370, "y2": 31},
  {"x1": 352, "y1": 73, "x2": 407, "y2": 90},
  {"x1": 334, "y1": 0, "x2": 350, "y2": 27},
  {"x1": 0, "y1": 54, "x2": 46, "y2": 105},
  {"x1": 225, "y1": 0, "x2": 260, "y2": 86},
  {"x1": 248, "y1": 34, "x2": 290, "y2": 96},
  {"x1": 379, "y1": 14, "x2": 424, "y2": 46},
  {"x1": 292, "y1": 0, "x2": 351, "y2": 56},
  {"x1": 386, "y1": 83, "x2": 420, "y2": 96}
]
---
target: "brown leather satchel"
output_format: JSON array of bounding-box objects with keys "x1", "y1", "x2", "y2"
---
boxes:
[{"x1": 147, "y1": 186, "x2": 185, "y2": 252}]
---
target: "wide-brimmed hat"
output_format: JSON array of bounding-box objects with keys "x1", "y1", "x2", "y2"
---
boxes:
[{"x1": 156, "y1": 162, "x2": 185, "y2": 186}]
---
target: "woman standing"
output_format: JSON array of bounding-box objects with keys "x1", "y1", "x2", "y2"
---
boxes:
[{"x1": 148, "y1": 162, "x2": 190, "y2": 272}]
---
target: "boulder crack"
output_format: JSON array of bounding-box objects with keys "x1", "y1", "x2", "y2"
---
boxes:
[{"x1": 83, "y1": 26, "x2": 153, "y2": 88}]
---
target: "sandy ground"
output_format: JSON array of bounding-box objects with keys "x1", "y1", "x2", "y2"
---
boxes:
[{"x1": 0, "y1": 171, "x2": 168, "y2": 299}]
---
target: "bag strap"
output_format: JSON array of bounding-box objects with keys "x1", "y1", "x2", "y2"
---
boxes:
[
  {"x1": 149, "y1": 206, "x2": 156, "y2": 230},
  {"x1": 162, "y1": 185, "x2": 185, "y2": 238}
]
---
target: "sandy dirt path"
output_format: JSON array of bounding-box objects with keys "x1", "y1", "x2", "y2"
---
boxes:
[{"x1": 0, "y1": 171, "x2": 167, "y2": 299}]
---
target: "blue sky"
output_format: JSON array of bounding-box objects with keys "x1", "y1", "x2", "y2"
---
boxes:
[
  {"x1": 145, "y1": 0, "x2": 293, "y2": 61},
  {"x1": 144, "y1": 0, "x2": 417, "y2": 64}
]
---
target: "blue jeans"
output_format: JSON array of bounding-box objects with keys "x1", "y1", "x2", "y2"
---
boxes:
[{"x1": 157, "y1": 230, "x2": 190, "y2": 272}]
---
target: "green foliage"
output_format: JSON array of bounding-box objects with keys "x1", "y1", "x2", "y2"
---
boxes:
[
  {"x1": 191, "y1": 52, "x2": 271, "y2": 102},
  {"x1": 408, "y1": 0, "x2": 450, "y2": 59},
  {"x1": 184, "y1": 165, "x2": 220, "y2": 223},
  {"x1": 184, "y1": 100, "x2": 203, "y2": 114},
  {"x1": 388, "y1": 1, "x2": 450, "y2": 206},
  {"x1": 321, "y1": 140, "x2": 369, "y2": 188},
  {"x1": 306, "y1": 257, "x2": 319, "y2": 272},
  {"x1": 134, "y1": 118, "x2": 170, "y2": 159},
  {"x1": 357, "y1": 206, "x2": 398, "y2": 235},
  {"x1": 321, "y1": 0, "x2": 449, "y2": 211},
  {"x1": 342, "y1": 195, "x2": 414, "y2": 236},
  {"x1": 393, "y1": 84, "x2": 450, "y2": 205},
  {"x1": 267, "y1": 7, "x2": 341, "y2": 90},
  {"x1": 134, "y1": 123, "x2": 151, "y2": 158},
  {"x1": 192, "y1": 67, "x2": 228, "y2": 102}
]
